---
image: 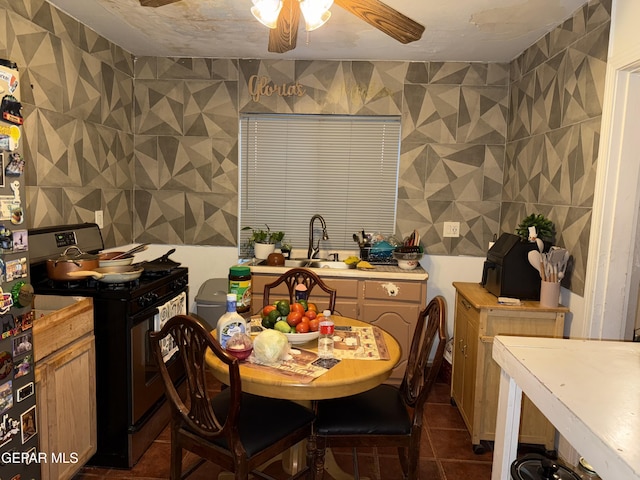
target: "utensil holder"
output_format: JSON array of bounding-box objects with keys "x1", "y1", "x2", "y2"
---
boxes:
[{"x1": 539, "y1": 281, "x2": 560, "y2": 308}]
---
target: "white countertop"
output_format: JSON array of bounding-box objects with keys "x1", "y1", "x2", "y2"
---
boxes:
[
  {"x1": 250, "y1": 263, "x2": 428, "y2": 281},
  {"x1": 491, "y1": 335, "x2": 640, "y2": 480}
]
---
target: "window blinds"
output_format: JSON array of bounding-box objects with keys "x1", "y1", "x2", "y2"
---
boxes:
[{"x1": 239, "y1": 114, "x2": 401, "y2": 254}]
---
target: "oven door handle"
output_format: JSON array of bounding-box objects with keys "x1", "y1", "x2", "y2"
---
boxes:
[{"x1": 132, "y1": 289, "x2": 188, "y2": 330}]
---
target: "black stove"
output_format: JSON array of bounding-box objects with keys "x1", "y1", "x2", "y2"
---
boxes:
[{"x1": 28, "y1": 223, "x2": 188, "y2": 468}]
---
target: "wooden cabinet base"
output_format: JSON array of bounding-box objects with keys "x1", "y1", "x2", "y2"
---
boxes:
[
  {"x1": 34, "y1": 297, "x2": 96, "y2": 480},
  {"x1": 451, "y1": 282, "x2": 567, "y2": 451}
]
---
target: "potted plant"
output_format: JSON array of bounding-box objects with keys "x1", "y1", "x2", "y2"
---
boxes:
[
  {"x1": 516, "y1": 213, "x2": 555, "y2": 249},
  {"x1": 242, "y1": 224, "x2": 285, "y2": 259}
]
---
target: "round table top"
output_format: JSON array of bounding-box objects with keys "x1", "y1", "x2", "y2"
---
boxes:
[{"x1": 205, "y1": 315, "x2": 401, "y2": 401}]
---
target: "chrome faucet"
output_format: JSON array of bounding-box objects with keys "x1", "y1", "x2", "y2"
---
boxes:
[{"x1": 307, "y1": 214, "x2": 329, "y2": 259}]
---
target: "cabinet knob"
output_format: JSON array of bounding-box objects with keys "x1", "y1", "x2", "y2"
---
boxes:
[{"x1": 461, "y1": 298, "x2": 472, "y2": 310}]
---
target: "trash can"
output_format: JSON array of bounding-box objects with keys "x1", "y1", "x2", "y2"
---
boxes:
[{"x1": 194, "y1": 278, "x2": 228, "y2": 330}]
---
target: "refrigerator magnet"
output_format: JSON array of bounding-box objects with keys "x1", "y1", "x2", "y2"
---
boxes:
[
  {"x1": 5, "y1": 152, "x2": 24, "y2": 176},
  {"x1": 0, "y1": 350, "x2": 12, "y2": 381},
  {"x1": 13, "y1": 354, "x2": 31, "y2": 379},
  {"x1": 16, "y1": 381, "x2": 34, "y2": 403},
  {"x1": 20, "y1": 405, "x2": 36, "y2": 444},
  {"x1": 12, "y1": 331, "x2": 32, "y2": 357},
  {"x1": 0, "y1": 380, "x2": 12, "y2": 414},
  {"x1": 0, "y1": 413, "x2": 19, "y2": 448}
]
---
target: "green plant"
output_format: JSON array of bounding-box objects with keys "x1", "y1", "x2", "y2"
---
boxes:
[
  {"x1": 242, "y1": 224, "x2": 285, "y2": 245},
  {"x1": 516, "y1": 213, "x2": 555, "y2": 241}
]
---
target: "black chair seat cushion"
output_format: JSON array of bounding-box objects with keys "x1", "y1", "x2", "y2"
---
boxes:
[
  {"x1": 315, "y1": 384, "x2": 411, "y2": 436},
  {"x1": 207, "y1": 388, "x2": 315, "y2": 458}
]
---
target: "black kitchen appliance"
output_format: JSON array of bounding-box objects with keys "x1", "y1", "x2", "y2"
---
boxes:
[
  {"x1": 28, "y1": 223, "x2": 188, "y2": 468},
  {"x1": 481, "y1": 233, "x2": 541, "y2": 300}
]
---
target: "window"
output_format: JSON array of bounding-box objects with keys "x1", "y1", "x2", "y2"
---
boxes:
[{"x1": 239, "y1": 114, "x2": 401, "y2": 255}]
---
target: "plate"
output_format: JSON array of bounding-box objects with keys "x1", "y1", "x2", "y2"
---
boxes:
[{"x1": 284, "y1": 330, "x2": 319, "y2": 345}]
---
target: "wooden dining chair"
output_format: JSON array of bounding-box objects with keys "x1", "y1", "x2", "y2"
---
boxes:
[
  {"x1": 263, "y1": 267, "x2": 337, "y2": 312},
  {"x1": 149, "y1": 314, "x2": 315, "y2": 480},
  {"x1": 311, "y1": 295, "x2": 447, "y2": 480}
]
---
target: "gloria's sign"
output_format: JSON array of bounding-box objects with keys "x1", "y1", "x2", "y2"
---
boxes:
[{"x1": 248, "y1": 75, "x2": 306, "y2": 102}]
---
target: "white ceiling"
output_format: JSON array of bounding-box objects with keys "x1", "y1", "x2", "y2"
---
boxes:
[{"x1": 47, "y1": 0, "x2": 590, "y2": 62}]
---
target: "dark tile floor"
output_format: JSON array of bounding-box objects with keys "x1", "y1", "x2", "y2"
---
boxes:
[{"x1": 73, "y1": 375, "x2": 494, "y2": 480}]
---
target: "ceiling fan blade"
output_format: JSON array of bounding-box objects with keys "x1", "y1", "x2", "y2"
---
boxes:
[
  {"x1": 268, "y1": 0, "x2": 300, "y2": 53},
  {"x1": 334, "y1": 0, "x2": 424, "y2": 44},
  {"x1": 139, "y1": 0, "x2": 182, "y2": 7}
]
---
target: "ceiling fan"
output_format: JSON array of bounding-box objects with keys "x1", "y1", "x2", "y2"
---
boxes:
[{"x1": 138, "y1": 0, "x2": 425, "y2": 54}]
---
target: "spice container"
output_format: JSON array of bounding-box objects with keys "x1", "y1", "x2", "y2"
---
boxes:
[{"x1": 229, "y1": 265, "x2": 251, "y2": 313}]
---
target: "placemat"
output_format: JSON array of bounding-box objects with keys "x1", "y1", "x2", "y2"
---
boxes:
[
  {"x1": 332, "y1": 326, "x2": 390, "y2": 360},
  {"x1": 243, "y1": 348, "x2": 331, "y2": 383}
]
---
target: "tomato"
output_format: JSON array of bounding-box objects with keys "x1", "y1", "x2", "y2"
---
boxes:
[
  {"x1": 290, "y1": 303, "x2": 305, "y2": 315},
  {"x1": 262, "y1": 305, "x2": 277, "y2": 318},
  {"x1": 300, "y1": 316, "x2": 310, "y2": 325},
  {"x1": 308, "y1": 318, "x2": 320, "y2": 332},
  {"x1": 307, "y1": 302, "x2": 318, "y2": 312},
  {"x1": 305, "y1": 310, "x2": 317, "y2": 320},
  {"x1": 286, "y1": 311, "x2": 302, "y2": 327},
  {"x1": 295, "y1": 322, "x2": 310, "y2": 333}
]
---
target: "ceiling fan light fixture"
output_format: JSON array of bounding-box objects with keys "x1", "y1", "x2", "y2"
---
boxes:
[
  {"x1": 251, "y1": 0, "x2": 283, "y2": 29},
  {"x1": 299, "y1": 0, "x2": 333, "y2": 32}
]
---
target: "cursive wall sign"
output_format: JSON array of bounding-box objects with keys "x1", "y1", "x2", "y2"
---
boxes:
[{"x1": 248, "y1": 75, "x2": 306, "y2": 102}]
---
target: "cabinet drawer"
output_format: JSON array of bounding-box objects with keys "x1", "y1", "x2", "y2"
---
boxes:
[
  {"x1": 456, "y1": 294, "x2": 480, "y2": 326},
  {"x1": 321, "y1": 278, "x2": 359, "y2": 299},
  {"x1": 364, "y1": 280, "x2": 423, "y2": 303},
  {"x1": 33, "y1": 298, "x2": 94, "y2": 362}
]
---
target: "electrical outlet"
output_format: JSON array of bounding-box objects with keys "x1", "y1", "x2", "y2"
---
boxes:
[
  {"x1": 95, "y1": 210, "x2": 104, "y2": 229},
  {"x1": 443, "y1": 221, "x2": 460, "y2": 238}
]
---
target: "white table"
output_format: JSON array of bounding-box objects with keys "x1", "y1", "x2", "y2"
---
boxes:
[{"x1": 491, "y1": 335, "x2": 640, "y2": 480}]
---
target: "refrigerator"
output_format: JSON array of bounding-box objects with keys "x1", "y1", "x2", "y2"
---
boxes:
[{"x1": 0, "y1": 58, "x2": 39, "y2": 479}]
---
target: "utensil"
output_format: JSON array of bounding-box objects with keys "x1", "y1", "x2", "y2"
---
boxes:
[
  {"x1": 557, "y1": 250, "x2": 569, "y2": 281},
  {"x1": 528, "y1": 250, "x2": 542, "y2": 278},
  {"x1": 134, "y1": 249, "x2": 181, "y2": 273},
  {"x1": 110, "y1": 243, "x2": 149, "y2": 260}
]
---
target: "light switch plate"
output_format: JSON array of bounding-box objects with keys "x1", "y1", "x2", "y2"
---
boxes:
[{"x1": 95, "y1": 210, "x2": 104, "y2": 229}]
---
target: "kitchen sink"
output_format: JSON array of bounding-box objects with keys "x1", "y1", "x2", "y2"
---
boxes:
[
  {"x1": 283, "y1": 258, "x2": 353, "y2": 269},
  {"x1": 284, "y1": 258, "x2": 326, "y2": 267},
  {"x1": 311, "y1": 261, "x2": 354, "y2": 269}
]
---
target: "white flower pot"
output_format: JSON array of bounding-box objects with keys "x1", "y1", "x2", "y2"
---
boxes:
[{"x1": 254, "y1": 242, "x2": 275, "y2": 260}]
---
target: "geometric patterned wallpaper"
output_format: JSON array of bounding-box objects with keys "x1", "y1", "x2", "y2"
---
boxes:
[
  {"x1": 0, "y1": 0, "x2": 610, "y2": 296},
  {"x1": 503, "y1": 0, "x2": 611, "y2": 294}
]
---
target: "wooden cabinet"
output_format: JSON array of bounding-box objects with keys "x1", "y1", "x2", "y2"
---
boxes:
[
  {"x1": 251, "y1": 268, "x2": 428, "y2": 385},
  {"x1": 360, "y1": 279, "x2": 426, "y2": 383},
  {"x1": 451, "y1": 282, "x2": 567, "y2": 452},
  {"x1": 33, "y1": 297, "x2": 96, "y2": 480}
]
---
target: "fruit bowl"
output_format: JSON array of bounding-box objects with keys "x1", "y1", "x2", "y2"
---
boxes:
[{"x1": 284, "y1": 331, "x2": 319, "y2": 345}]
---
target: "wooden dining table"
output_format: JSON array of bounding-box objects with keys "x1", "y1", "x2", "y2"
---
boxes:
[
  {"x1": 205, "y1": 315, "x2": 402, "y2": 479},
  {"x1": 205, "y1": 315, "x2": 402, "y2": 400}
]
